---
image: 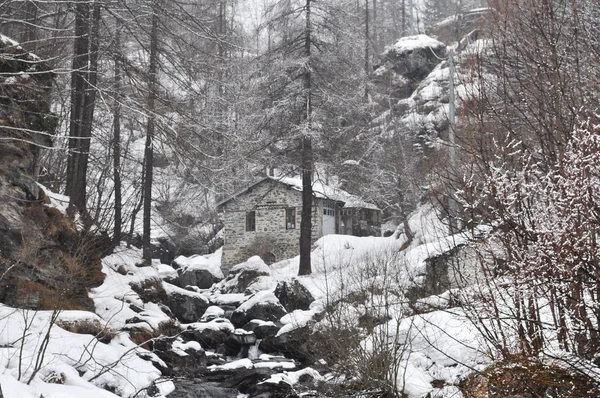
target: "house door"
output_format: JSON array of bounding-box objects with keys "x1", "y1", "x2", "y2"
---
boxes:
[{"x1": 323, "y1": 201, "x2": 336, "y2": 235}]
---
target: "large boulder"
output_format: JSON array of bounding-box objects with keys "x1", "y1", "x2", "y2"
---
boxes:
[
  {"x1": 163, "y1": 282, "x2": 210, "y2": 323},
  {"x1": 247, "y1": 380, "x2": 299, "y2": 398},
  {"x1": 230, "y1": 291, "x2": 287, "y2": 328},
  {"x1": 259, "y1": 326, "x2": 311, "y2": 363},
  {"x1": 372, "y1": 35, "x2": 445, "y2": 101},
  {"x1": 243, "y1": 320, "x2": 280, "y2": 340},
  {"x1": 151, "y1": 337, "x2": 207, "y2": 378},
  {"x1": 173, "y1": 252, "x2": 224, "y2": 289},
  {"x1": 274, "y1": 279, "x2": 315, "y2": 312},
  {"x1": 182, "y1": 318, "x2": 234, "y2": 349},
  {"x1": 220, "y1": 257, "x2": 275, "y2": 294}
]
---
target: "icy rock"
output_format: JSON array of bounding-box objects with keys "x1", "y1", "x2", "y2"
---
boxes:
[
  {"x1": 152, "y1": 337, "x2": 207, "y2": 378},
  {"x1": 164, "y1": 283, "x2": 210, "y2": 323},
  {"x1": 274, "y1": 279, "x2": 315, "y2": 312},
  {"x1": 230, "y1": 291, "x2": 287, "y2": 327},
  {"x1": 221, "y1": 256, "x2": 271, "y2": 294},
  {"x1": 372, "y1": 34, "x2": 446, "y2": 102},
  {"x1": 246, "y1": 379, "x2": 299, "y2": 398},
  {"x1": 231, "y1": 328, "x2": 257, "y2": 345},
  {"x1": 200, "y1": 305, "x2": 225, "y2": 322},
  {"x1": 260, "y1": 325, "x2": 311, "y2": 362},
  {"x1": 183, "y1": 318, "x2": 234, "y2": 349},
  {"x1": 173, "y1": 253, "x2": 224, "y2": 289},
  {"x1": 179, "y1": 268, "x2": 222, "y2": 289},
  {"x1": 169, "y1": 380, "x2": 240, "y2": 398},
  {"x1": 243, "y1": 319, "x2": 280, "y2": 339}
]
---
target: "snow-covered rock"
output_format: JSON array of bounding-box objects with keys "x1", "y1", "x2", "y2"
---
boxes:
[
  {"x1": 182, "y1": 317, "x2": 234, "y2": 349},
  {"x1": 163, "y1": 282, "x2": 210, "y2": 323},
  {"x1": 230, "y1": 291, "x2": 287, "y2": 327},
  {"x1": 274, "y1": 278, "x2": 315, "y2": 312},
  {"x1": 242, "y1": 319, "x2": 280, "y2": 339},
  {"x1": 373, "y1": 34, "x2": 446, "y2": 101},
  {"x1": 174, "y1": 249, "x2": 224, "y2": 289},
  {"x1": 220, "y1": 256, "x2": 273, "y2": 294}
]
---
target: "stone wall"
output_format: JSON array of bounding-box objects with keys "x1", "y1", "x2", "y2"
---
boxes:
[{"x1": 220, "y1": 180, "x2": 320, "y2": 273}]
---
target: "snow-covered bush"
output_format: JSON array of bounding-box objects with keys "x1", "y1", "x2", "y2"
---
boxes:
[{"x1": 456, "y1": 116, "x2": 600, "y2": 373}]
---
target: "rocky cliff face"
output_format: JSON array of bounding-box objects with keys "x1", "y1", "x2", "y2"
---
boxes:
[{"x1": 0, "y1": 35, "x2": 101, "y2": 310}]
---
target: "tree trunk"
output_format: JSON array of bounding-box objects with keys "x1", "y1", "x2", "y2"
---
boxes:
[
  {"x1": 364, "y1": 0, "x2": 370, "y2": 98},
  {"x1": 67, "y1": 0, "x2": 100, "y2": 217},
  {"x1": 142, "y1": 0, "x2": 160, "y2": 264},
  {"x1": 112, "y1": 16, "x2": 123, "y2": 246},
  {"x1": 298, "y1": 0, "x2": 313, "y2": 276},
  {"x1": 66, "y1": 0, "x2": 90, "y2": 211}
]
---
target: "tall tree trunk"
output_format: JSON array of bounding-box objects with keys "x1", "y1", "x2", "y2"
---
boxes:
[
  {"x1": 21, "y1": 0, "x2": 37, "y2": 50},
  {"x1": 66, "y1": 0, "x2": 90, "y2": 210},
  {"x1": 298, "y1": 0, "x2": 313, "y2": 276},
  {"x1": 67, "y1": 0, "x2": 100, "y2": 217},
  {"x1": 112, "y1": 16, "x2": 123, "y2": 245},
  {"x1": 364, "y1": 0, "x2": 370, "y2": 98},
  {"x1": 142, "y1": 0, "x2": 160, "y2": 264},
  {"x1": 371, "y1": 0, "x2": 377, "y2": 53}
]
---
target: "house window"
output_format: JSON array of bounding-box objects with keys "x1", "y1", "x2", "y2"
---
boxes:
[
  {"x1": 323, "y1": 200, "x2": 335, "y2": 216},
  {"x1": 286, "y1": 208, "x2": 296, "y2": 229},
  {"x1": 246, "y1": 211, "x2": 256, "y2": 231}
]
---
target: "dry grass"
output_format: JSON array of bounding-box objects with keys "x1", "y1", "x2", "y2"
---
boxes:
[
  {"x1": 56, "y1": 319, "x2": 118, "y2": 344},
  {"x1": 128, "y1": 319, "x2": 180, "y2": 349},
  {"x1": 461, "y1": 356, "x2": 600, "y2": 398},
  {"x1": 130, "y1": 278, "x2": 167, "y2": 303}
]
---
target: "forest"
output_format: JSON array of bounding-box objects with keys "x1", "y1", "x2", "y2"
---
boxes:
[{"x1": 2, "y1": 0, "x2": 600, "y2": 397}]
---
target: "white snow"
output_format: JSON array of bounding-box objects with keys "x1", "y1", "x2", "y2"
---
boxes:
[
  {"x1": 208, "y1": 358, "x2": 296, "y2": 372},
  {"x1": 38, "y1": 183, "x2": 70, "y2": 214},
  {"x1": 172, "y1": 338, "x2": 202, "y2": 356},
  {"x1": 260, "y1": 367, "x2": 323, "y2": 386},
  {"x1": 236, "y1": 291, "x2": 280, "y2": 313},
  {"x1": 271, "y1": 176, "x2": 379, "y2": 210},
  {"x1": 156, "y1": 263, "x2": 178, "y2": 280},
  {"x1": 277, "y1": 301, "x2": 324, "y2": 336},
  {"x1": 174, "y1": 248, "x2": 224, "y2": 279},
  {"x1": 89, "y1": 246, "x2": 172, "y2": 330},
  {"x1": 389, "y1": 35, "x2": 444, "y2": 53},
  {"x1": 0, "y1": 305, "x2": 173, "y2": 397},
  {"x1": 209, "y1": 358, "x2": 253, "y2": 371},
  {"x1": 200, "y1": 305, "x2": 225, "y2": 321},
  {"x1": 183, "y1": 318, "x2": 234, "y2": 333}
]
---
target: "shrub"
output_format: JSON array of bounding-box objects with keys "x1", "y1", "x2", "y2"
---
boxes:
[
  {"x1": 128, "y1": 319, "x2": 180, "y2": 349},
  {"x1": 461, "y1": 356, "x2": 600, "y2": 398},
  {"x1": 55, "y1": 319, "x2": 118, "y2": 344},
  {"x1": 130, "y1": 278, "x2": 167, "y2": 303}
]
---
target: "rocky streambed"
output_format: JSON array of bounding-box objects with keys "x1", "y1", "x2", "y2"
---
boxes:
[{"x1": 125, "y1": 254, "x2": 347, "y2": 398}]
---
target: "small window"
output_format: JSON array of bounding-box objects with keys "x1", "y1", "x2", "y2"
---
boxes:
[
  {"x1": 286, "y1": 208, "x2": 296, "y2": 229},
  {"x1": 246, "y1": 211, "x2": 256, "y2": 231}
]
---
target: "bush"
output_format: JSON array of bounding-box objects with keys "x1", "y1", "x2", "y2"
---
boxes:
[
  {"x1": 128, "y1": 319, "x2": 180, "y2": 349},
  {"x1": 461, "y1": 356, "x2": 600, "y2": 398},
  {"x1": 55, "y1": 319, "x2": 118, "y2": 344},
  {"x1": 130, "y1": 278, "x2": 167, "y2": 303}
]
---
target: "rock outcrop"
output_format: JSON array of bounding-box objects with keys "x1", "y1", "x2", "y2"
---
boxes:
[
  {"x1": 372, "y1": 35, "x2": 446, "y2": 102},
  {"x1": 0, "y1": 35, "x2": 103, "y2": 311}
]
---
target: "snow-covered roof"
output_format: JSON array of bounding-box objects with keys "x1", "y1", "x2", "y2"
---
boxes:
[
  {"x1": 274, "y1": 176, "x2": 379, "y2": 210},
  {"x1": 217, "y1": 176, "x2": 379, "y2": 210},
  {"x1": 387, "y1": 35, "x2": 444, "y2": 54}
]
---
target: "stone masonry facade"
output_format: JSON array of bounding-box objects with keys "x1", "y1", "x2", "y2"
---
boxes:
[{"x1": 220, "y1": 179, "x2": 323, "y2": 274}]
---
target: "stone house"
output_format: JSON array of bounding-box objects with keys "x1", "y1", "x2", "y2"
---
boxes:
[{"x1": 217, "y1": 176, "x2": 381, "y2": 273}]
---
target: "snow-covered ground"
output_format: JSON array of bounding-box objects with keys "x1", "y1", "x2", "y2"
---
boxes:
[{"x1": 0, "y1": 201, "x2": 489, "y2": 397}]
